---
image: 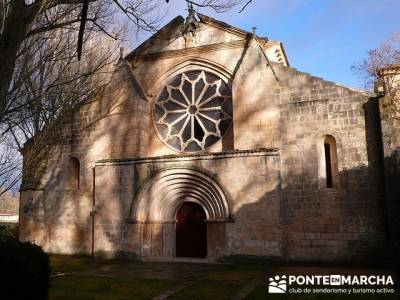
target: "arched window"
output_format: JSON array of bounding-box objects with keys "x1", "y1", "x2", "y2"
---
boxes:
[
  {"x1": 323, "y1": 135, "x2": 338, "y2": 188},
  {"x1": 67, "y1": 157, "x2": 80, "y2": 190}
]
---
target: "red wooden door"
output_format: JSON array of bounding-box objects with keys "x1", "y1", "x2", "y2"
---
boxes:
[{"x1": 176, "y1": 202, "x2": 207, "y2": 258}]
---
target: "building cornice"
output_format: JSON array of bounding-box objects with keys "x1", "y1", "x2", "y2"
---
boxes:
[
  {"x1": 95, "y1": 148, "x2": 280, "y2": 166},
  {"x1": 130, "y1": 39, "x2": 248, "y2": 63},
  {"x1": 197, "y1": 13, "x2": 251, "y2": 39}
]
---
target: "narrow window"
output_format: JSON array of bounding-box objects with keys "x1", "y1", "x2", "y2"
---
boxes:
[
  {"x1": 324, "y1": 143, "x2": 333, "y2": 188},
  {"x1": 68, "y1": 157, "x2": 80, "y2": 190},
  {"x1": 323, "y1": 135, "x2": 338, "y2": 188}
]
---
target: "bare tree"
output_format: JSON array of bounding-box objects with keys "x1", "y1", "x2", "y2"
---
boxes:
[
  {"x1": 0, "y1": 2, "x2": 125, "y2": 195},
  {"x1": 352, "y1": 33, "x2": 400, "y2": 122},
  {"x1": 0, "y1": 134, "x2": 21, "y2": 197},
  {"x1": 0, "y1": 0, "x2": 248, "y2": 125},
  {"x1": 0, "y1": 0, "x2": 249, "y2": 194},
  {"x1": 5, "y1": 4, "x2": 124, "y2": 135},
  {"x1": 0, "y1": 188, "x2": 19, "y2": 215},
  {"x1": 352, "y1": 33, "x2": 400, "y2": 90}
]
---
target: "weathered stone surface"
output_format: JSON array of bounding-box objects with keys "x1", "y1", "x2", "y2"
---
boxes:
[{"x1": 19, "y1": 14, "x2": 391, "y2": 262}]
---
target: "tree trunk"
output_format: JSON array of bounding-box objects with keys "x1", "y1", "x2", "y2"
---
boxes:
[{"x1": 0, "y1": 0, "x2": 42, "y2": 123}]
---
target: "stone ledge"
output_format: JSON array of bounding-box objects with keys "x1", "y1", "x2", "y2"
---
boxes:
[
  {"x1": 125, "y1": 218, "x2": 235, "y2": 224},
  {"x1": 95, "y1": 148, "x2": 280, "y2": 166},
  {"x1": 130, "y1": 39, "x2": 248, "y2": 62}
]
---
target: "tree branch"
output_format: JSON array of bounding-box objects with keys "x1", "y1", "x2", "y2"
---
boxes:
[{"x1": 239, "y1": 0, "x2": 252, "y2": 13}]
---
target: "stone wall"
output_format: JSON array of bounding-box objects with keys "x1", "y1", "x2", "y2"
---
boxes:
[
  {"x1": 92, "y1": 150, "x2": 281, "y2": 259},
  {"x1": 19, "y1": 20, "x2": 387, "y2": 262},
  {"x1": 379, "y1": 89, "x2": 400, "y2": 255},
  {"x1": 20, "y1": 61, "x2": 148, "y2": 254},
  {"x1": 270, "y1": 62, "x2": 385, "y2": 261}
]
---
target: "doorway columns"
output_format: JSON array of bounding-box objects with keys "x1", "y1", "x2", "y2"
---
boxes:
[{"x1": 133, "y1": 168, "x2": 231, "y2": 258}]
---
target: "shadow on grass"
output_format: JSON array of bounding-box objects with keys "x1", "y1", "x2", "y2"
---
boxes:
[
  {"x1": 48, "y1": 255, "x2": 399, "y2": 300},
  {"x1": 166, "y1": 263, "x2": 269, "y2": 300},
  {"x1": 50, "y1": 276, "x2": 178, "y2": 300},
  {"x1": 50, "y1": 254, "x2": 180, "y2": 300},
  {"x1": 50, "y1": 254, "x2": 109, "y2": 274}
]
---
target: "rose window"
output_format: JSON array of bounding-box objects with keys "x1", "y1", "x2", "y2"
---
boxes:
[{"x1": 154, "y1": 70, "x2": 233, "y2": 152}]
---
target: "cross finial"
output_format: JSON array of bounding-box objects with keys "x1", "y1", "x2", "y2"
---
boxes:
[
  {"x1": 184, "y1": 1, "x2": 198, "y2": 33},
  {"x1": 187, "y1": 1, "x2": 195, "y2": 16}
]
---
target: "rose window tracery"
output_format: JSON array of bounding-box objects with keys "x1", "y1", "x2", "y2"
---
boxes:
[{"x1": 154, "y1": 70, "x2": 233, "y2": 152}]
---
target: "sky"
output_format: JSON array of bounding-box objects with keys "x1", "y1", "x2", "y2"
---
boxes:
[{"x1": 130, "y1": 0, "x2": 400, "y2": 90}]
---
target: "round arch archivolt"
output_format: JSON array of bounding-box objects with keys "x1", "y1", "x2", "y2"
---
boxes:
[
  {"x1": 133, "y1": 168, "x2": 231, "y2": 222},
  {"x1": 148, "y1": 57, "x2": 233, "y2": 98}
]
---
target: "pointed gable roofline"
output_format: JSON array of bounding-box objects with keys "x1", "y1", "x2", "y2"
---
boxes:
[
  {"x1": 197, "y1": 13, "x2": 265, "y2": 42},
  {"x1": 197, "y1": 13, "x2": 289, "y2": 66},
  {"x1": 125, "y1": 16, "x2": 185, "y2": 61},
  {"x1": 125, "y1": 13, "x2": 289, "y2": 67},
  {"x1": 198, "y1": 13, "x2": 252, "y2": 38}
]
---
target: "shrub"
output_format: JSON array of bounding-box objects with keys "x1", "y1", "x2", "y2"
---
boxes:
[
  {"x1": 0, "y1": 224, "x2": 19, "y2": 239},
  {"x1": 0, "y1": 238, "x2": 51, "y2": 300}
]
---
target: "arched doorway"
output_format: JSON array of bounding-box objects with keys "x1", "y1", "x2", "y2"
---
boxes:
[
  {"x1": 133, "y1": 168, "x2": 230, "y2": 258},
  {"x1": 176, "y1": 202, "x2": 207, "y2": 258}
]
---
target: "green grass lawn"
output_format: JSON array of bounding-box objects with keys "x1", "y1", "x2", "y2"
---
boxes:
[
  {"x1": 49, "y1": 255, "x2": 179, "y2": 300},
  {"x1": 48, "y1": 255, "x2": 399, "y2": 300},
  {"x1": 167, "y1": 268, "x2": 259, "y2": 300},
  {"x1": 48, "y1": 256, "x2": 263, "y2": 300},
  {"x1": 50, "y1": 255, "x2": 107, "y2": 273},
  {"x1": 50, "y1": 276, "x2": 178, "y2": 300}
]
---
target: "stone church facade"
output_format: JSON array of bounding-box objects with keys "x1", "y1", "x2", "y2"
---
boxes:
[{"x1": 19, "y1": 13, "x2": 398, "y2": 262}]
